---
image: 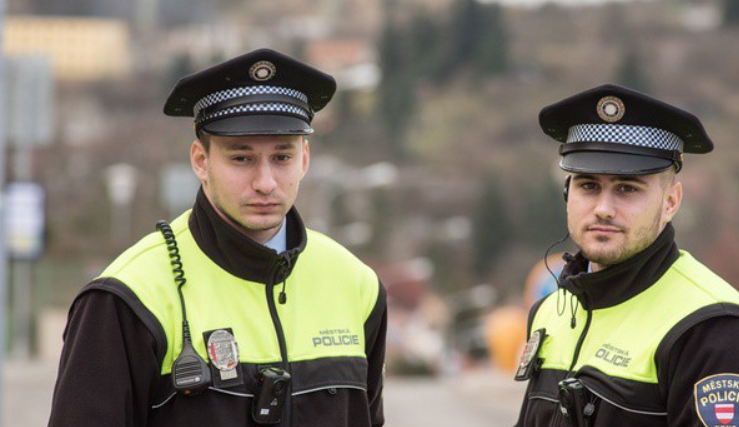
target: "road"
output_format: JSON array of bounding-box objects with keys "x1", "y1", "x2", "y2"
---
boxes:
[
  {"x1": 384, "y1": 369, "x2": 525, "y2": 426},
  {"x1": 2, "y1": 359, "x2": 525, "y2": 427}
]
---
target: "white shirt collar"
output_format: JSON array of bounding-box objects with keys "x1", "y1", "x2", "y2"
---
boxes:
[{"x1": 263, "y1": 218, "x2": 287, "y2": 254}]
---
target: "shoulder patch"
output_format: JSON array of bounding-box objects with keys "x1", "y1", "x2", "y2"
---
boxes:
[{"x1": 695, "y1": 373, "x2": 739, "y2": 427}]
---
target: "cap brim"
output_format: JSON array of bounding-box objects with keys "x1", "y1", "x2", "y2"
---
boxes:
[
  {"x1": 560, "y1": 151, "x2": 674, "y2": 175},
  {"x1": 200, "y1": 115, "x2": 313, "y2": 136}
]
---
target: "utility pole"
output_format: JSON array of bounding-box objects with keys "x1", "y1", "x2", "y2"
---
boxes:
[
  {"x1": 5, "y1": 55, "x2": 52, "y2": 360},
  {"x1": 0, "y1": 0, "x2": 10, "y2": 423}
]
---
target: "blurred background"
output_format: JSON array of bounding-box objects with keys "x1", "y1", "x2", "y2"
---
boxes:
[{"x1": 1, "y1": 0, "x2": 739, "y2": 425}]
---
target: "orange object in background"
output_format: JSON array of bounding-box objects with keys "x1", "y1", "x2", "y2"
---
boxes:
[
  {"x1": 523, "y1": 253, "x2": 565, "y2": 309},
  {"x1": 483, "y1": 255, "x2": 566, "y2": 373},
  {"x1": 484, "y1": 305, "x2": 528, "y2": 373}
]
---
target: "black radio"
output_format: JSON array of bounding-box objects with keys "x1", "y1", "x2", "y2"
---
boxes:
[
  {"x1": 558, "y1": 378, "x2": 595, "y2": 427},
  {"x1": 252, "y1": 367, "x2": 291, "y2": 425}
]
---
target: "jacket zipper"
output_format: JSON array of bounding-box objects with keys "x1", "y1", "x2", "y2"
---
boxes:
[
  {"x1": 551, "y1": 405, "x2": 563, "y2": 427},
  {"x1": 548, "y1": 292, "x2": 592, "y2": 427},
  {"x1": 567, "y1": 293, "x2": 592, "y2": 375},
  {"x1": 266, "y1": 254, "x2": 292, "y2": 427}
]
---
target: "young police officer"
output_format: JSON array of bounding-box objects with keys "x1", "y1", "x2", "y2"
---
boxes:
[
  {"x1": 48, "y1": 49, "x2": 387, "y2": 427},
  {"x1": 514, "y1": 84, "x2": 739, "y2": 427}
]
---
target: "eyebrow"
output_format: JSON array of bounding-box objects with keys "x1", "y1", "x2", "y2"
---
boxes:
[
  {"x1": 222, "y1": 142, "x2": 298, "y2": 151},
  {"x1": 572, "y1": 174, "x2": 648, "y2": 185}
]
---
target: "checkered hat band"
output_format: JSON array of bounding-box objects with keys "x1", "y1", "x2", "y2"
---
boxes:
[
  {"x1": 566, "y1": 124, "x2": 684, "y2": 151},
  {"x1": 194, "y1": 85, "x2": 309, "y2": 115},
  {"x1": 196, "y1": 103, "x2": 310, "y2": 125}
]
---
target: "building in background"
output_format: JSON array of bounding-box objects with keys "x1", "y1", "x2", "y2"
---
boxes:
[
  {"x1": 306, "y1": 39, "x2": 380, "y2": 91},
  {"x1": 4, "y1": 16, "x2": 131, "y2": 81}
]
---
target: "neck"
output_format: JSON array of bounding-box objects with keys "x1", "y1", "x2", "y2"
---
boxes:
[
  {"x1": 203, "y1": 191, "x2": 282, "y2": 245},
  {"x1": 559, "y1": 223, "x2": 679, "y2": 310},
  {"x1": 189, "y1": 187, "x2": 308, "y2": 284},
  {"x1": 591, "y1": 262, "x2": 607, "y2": 273},
  {"x1": 220, "y1": 209, "x2": 282, "y2": 245}
]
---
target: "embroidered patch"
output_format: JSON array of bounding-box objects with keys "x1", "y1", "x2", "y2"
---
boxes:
[{"x1": 695, "y1": 373, "x2": 739, "y2": 427}]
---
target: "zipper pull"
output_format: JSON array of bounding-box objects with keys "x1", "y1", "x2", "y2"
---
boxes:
[
  {"x1": 570, "y1": 292, "x2": 580, "y2": 329},
  {"x1": 276, "y1": 254, "x2": 293, "y2": 305},
  {"x1": 279, "y1": 281, "x2": 287, "y2": 305}
]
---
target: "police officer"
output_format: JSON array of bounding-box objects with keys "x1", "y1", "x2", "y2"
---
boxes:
[
  {"x1": 48, "y1": 49, "x2": 387, "y2": 427},
  {"x1": 514, "y1": 84, "x2": 739, "y2": 427}
]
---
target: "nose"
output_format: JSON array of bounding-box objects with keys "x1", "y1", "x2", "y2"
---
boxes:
[
  {"x1": 252, "y1": 161, "x2": 277, "y2": 195},
  {"x1": 593, "y1": 193, "x2": 616, "y2": 220}
]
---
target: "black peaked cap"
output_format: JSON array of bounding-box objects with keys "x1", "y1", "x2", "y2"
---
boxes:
[
  {"x1": 164, "y1": 48, "x2": 337, "y2": 136},
  {"x1": 539, "y1": 84, "x2": 713, "y2": 175}
]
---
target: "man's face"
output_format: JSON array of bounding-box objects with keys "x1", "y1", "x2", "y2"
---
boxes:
[
  {"x1": 566, "y1": 171, "x2": 682, "y2": 271},
  {"x1": 191, "y1": 134, "x2": 309, "y2": 244}
]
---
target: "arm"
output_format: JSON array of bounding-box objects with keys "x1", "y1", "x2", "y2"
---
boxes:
[
  {"x1": 48, "y1": 290, "x2": 161, "y2": 427},
  {"x1": 513, "y1": 296, "x2": 548, "y2": 427},
  {"x1": 663, "y1": 316, "x2": 739, "y2": 426},
  {"x1": 364, "y1": 280, "x2": 388, "y2": 427}
]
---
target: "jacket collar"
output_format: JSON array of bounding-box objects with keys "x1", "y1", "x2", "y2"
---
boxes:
[
  {"x1": 188, "y1": 188, "x2": 307, "y2": 284},
  {"x1": 559, "y1": 223, "x2": 679, "y2": 310}
]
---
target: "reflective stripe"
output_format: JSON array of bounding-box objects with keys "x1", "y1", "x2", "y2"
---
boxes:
[
  {"x1": 292, "y1": 384, "x2": 367, "y2": 396},
  {"x1": 151, "y1": 384, "x2": 364, "y2": 409},
  {"x1": 208, "y1": 387, "x2": 255, "y2": 398},
  {"x1": 586, "y1": 387, "x2": 667, "y2": 417},
  {"x1": 528, "y1": 394, "x2": 559, "y2": 404},
  {"x1": 151, "y1": 388, "x2": 256, "y2": 410}
]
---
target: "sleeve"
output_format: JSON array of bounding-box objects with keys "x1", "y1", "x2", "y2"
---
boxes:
[
  {"x1": 513, "y1": 388, "x2": 531, "y2": 427},
  {"x1": 364, "y1": 279, "x2": 388, "y2": 427},
  {"x1": 47, "y1": 289, "x2": 162, "y2": 427},
  {"x1": 513, "y1": 297, "x2": 548, "y2": 427},
  {"x1": 663, "y1": 316, "x2": 739, "y2": 427}
]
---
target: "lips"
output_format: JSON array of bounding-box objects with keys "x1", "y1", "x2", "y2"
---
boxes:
[
  {"x1": 587, "y1": 225, "x2": 623, "y2": 234},
  {"x1": 247, "y1": 202, "x2": 280, "y2": 212}
]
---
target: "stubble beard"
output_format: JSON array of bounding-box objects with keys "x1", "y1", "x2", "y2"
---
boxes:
[
  {"x1": 210, "y1": 190, "x2": 285, "y2": 234},
  {"x1": 575, "y1": 211, "x2": 663, "y2": 269},
  {"x1": 224, "y1": 202, "x2": 284, "y2": 233}
]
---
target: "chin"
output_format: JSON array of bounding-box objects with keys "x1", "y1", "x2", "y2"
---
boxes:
[
  {"x1": 242, "y1": 217, "x2": 282, "y2": 232},
  {"x1": 583, "y1": 245, "x2": 620, "y2": 263}
]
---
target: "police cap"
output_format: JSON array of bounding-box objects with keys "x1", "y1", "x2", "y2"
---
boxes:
[
  {"x1": 164, "y1": 48, "x2": 336, "y2": 136},
  {"x1": 539, "y1": 84, "x2": 713, "y2": 175}
]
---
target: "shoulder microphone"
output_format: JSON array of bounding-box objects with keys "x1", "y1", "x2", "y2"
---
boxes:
[{"x1": 157, "y1": 220, "x2": 212, "y2": 395}]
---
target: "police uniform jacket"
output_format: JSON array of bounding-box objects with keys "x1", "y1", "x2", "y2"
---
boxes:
[
  {"x1": 515, "y1": 224, "x2": 739, "y2": 427},
  {"x1": 48, "y1": 189, "x2": 387, "y2": 427}
]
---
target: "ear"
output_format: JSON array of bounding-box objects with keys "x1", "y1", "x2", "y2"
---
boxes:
[
  {"x1": 662, "y1": 180, "x2": 682, "y2": 225},
  {"x1": 301, "y1": 137, "x2": 310, "y2": 179},
  {"x1": 190, "y1": 140, "x2": 209, "y2": 184}
]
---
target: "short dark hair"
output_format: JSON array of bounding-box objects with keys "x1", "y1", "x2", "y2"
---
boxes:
[
  {"x1": 198, "y1": 132, "x2": 211, "y2": 152},
  {"x1": 659, "y1": 168, "x2": 678, "y2": 190}
]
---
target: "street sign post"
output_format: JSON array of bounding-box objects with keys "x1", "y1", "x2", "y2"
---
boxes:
[{"x1": 3, "y1": 54, "x2": 54, "y2": 362}]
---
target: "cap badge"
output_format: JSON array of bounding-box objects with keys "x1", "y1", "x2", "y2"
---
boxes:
[
  {"x1": 250, "y1": 61, "x2": 276, "y2": 82},
  {"x1": 597, "y1": 96, "x2": 625, "y2": 123}
]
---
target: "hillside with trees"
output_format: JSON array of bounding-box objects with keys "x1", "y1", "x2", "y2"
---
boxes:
[{"x1": 13, "y1": 0, "x2": 739, "y2": 304}]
